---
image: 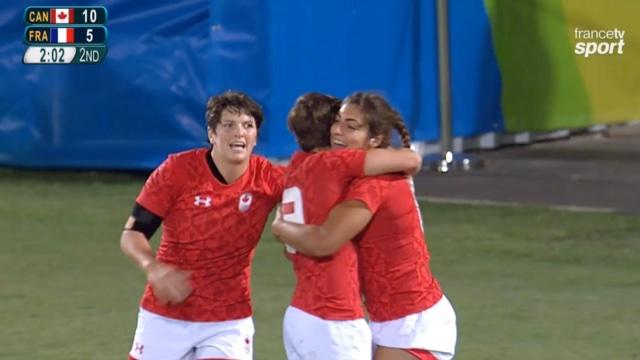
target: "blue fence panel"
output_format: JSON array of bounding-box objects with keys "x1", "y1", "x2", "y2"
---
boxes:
[
  {"x1": 449, "y1": 0, "x2": 504, "y2": 137},
  {"x1": 0, "y1": 0, "x2": 504, "y2": 170},
  {"x1": 1, "y1": 0, "x2": 210, "y2": 169}
]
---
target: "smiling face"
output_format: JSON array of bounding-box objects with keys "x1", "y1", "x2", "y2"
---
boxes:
[
  {"x1": 331, "y1": 103, "x2": 378, "y2": 150},
  {"x1": 209, "y1": 108, "x2": 258, "y2": 165}
]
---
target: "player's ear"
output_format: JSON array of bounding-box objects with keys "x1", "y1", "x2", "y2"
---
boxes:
[
  {"x1": 207, "y1": 127, "x2": 216, "y2": 144},
  {"x1": 250, "y1": 128, "x2": 258, "y2": 146},
  {"x1": 369, "y1": 135, "x2": 382, "y2": 148}
]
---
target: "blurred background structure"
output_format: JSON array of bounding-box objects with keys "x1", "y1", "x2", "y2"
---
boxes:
[{"x1": 1, "y1": 0, "x2": 638, "y2": 169}]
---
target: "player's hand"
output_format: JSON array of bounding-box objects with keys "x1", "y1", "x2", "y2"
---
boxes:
[
  {"x1": 271, "y1": 214, "x2": 297, "y2": 255},
  {"x1": 272, "y1": 205, "x2": 283, "y2": 239},
  {"x1": 272, "y1": 221, "x2": 284, "y2": 244},
  {"x1": 144, "y1": 261, "x2": 192, "y2": 305}
]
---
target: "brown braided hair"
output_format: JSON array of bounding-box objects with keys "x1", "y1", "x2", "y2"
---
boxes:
[
  {"x1": 342, "y1": 92, "x2": 412, "y2": 148},
  {"x1": 393, "y1": 117, "x2": 412, "y2": 148}
]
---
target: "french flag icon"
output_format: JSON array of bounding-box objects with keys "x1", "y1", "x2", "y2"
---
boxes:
[{"x1": 50, "y1": 28, "x2": 75, "y2": 43}]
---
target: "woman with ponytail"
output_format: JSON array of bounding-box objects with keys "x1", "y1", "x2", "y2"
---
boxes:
[{"x1": 273, "y1": 92, "x2": 457, "y2": 360}]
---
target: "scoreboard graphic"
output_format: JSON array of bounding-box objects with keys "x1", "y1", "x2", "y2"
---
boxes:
[{"x1": 23, "y1": 7, "x2": 108, "y2": 64}]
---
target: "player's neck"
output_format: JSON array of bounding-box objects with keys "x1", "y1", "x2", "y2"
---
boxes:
[{"x1": 210, "y1": 149, "x2": 249, "y2": 184}]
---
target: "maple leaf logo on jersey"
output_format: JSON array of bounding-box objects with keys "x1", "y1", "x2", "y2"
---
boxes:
[{"x1": 238, "y1": 192, "x2": 253, "y2": 212}]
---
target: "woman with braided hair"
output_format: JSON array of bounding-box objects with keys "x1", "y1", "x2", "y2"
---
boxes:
[{"x1": 272, "y1": 92, "x2": 457, "y2": 360}]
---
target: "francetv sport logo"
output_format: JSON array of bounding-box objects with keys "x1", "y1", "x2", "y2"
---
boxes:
[{"x1": 574, "y1": 27, "x2": 625, "y2": 58}]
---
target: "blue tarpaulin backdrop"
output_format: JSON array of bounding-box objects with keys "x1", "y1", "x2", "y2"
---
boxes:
[{"x1": 0, "y1": 0, "x2": 503, "y2": 170}]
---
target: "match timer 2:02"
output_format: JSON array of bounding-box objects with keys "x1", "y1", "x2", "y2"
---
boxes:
[{"x1": 24, "y1": 46, "x2": 107, "y2": 64}]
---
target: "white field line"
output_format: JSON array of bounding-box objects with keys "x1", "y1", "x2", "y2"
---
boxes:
[{"x1": 417, "y1": 196, "x2": 616, "y2": 213}]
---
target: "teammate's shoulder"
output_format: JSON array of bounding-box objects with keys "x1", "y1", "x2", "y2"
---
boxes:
[
  {"x1": 280, "y1": 151, "x2": 308, "y2": 170},
  {"x1": 304, "y1": 148, "x2": 357, "y2": 162},
  {"x1": 250, "y1": 155, "x2": 288, "y2": 177},
  {"x1": 158, "y1": 148, "x2": 207, "y2": 171},
  {"x1": 168, "y1": 147, "x2": 208, "y2": 161},
  {"x1": 250, "y1": 154, "x2": 278, "y2": 169},
  {"x1": 319, "y1": 148, "x2": 367, "y2": 168},
  {"x1": 298, "y1": 151, "x2": 329, "y2": 169},
  {"x1": 322, "y1": 148, "x2": 366, "y2": 165}
]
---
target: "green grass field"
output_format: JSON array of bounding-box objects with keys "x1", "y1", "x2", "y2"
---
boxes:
[{"x1": 1, "y1": 170, "x2": 638, "y2": 359}]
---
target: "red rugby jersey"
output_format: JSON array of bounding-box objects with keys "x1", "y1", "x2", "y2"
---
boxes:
[
  {"x1": 346, "y1": 176, "x2": 443, "y2": 322},
  {"x1": 281, "y1": 149, "x2": 366, "y2": 320},
  {"x1": 136, "y1": 148, "x2": 285, "y2": 321}
]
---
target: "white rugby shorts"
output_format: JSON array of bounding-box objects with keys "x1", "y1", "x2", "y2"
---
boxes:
[
  {"x1": 370, "y1": 295, "x2": 457, "y2": 360},
  {"x1": 283, "y1": 306, "x2": 371, "y2": 360},
  {"x1": 128, "y1": 308, "x2": 254, "y2": 360}
]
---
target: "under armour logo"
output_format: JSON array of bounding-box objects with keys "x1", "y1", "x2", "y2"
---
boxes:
[
  {"x1": 194, "y1": 195, "x2": 212, "y2": 207},
  {"x1": 134, "y1": 342, "x2": 144, "y2": 354},
  {"x1": 238, "y1": 192, "x2": 253, "y2": 212}
]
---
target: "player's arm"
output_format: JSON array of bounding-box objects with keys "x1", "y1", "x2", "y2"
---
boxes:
[
  {"x1": 363, "y1": 148, "x2": 421, "y2": 176},
  {"x1": 272, "y1": 200, "x2": 372, "y2": 257},
  {"x1": 120, "y1": 203, "x2": 162, "y2": 270},
  {"x1": 120, "y1": 203, "x2": 191, "y2": 305},
  {"x1": 121, "y1": 224, "x2": 155, "y2": 271}
]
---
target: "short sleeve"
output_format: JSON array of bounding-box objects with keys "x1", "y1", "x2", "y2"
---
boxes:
[
  {"x1": 344, "y1": 177, "x2": 387, "y2": 214},
  {"x1": 256, "y1": 157, "x2": 287, "y2": 200},
  {"x1": 268, "y1": 164, "x2": 287, "y2": 199},
  {"x1": 136, "y1": 156, "x2": 180, "y2": 217}
]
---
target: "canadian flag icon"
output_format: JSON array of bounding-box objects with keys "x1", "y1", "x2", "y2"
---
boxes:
[
  {"x1": 50, "y1": 8, "x2": 74, "y2": 24},
  {"x1": 238, "y1": 193, "x2": 253, "y2": 212}
]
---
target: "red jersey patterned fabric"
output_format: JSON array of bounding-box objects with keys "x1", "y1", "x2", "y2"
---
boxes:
[
  {"x1": 345, "y1": 176, "x2": 443, "y2": 322},
  {"x1": 136, "y1": 148, "x2": 285, "y2": 322},
  {"x1": 284, "y1": 149, "x2": 366, "y2": 320}
]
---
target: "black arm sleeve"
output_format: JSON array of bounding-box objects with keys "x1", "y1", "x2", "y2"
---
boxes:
[{"x1": 126, "y1": 202, "x2": 163, "y2": 240}]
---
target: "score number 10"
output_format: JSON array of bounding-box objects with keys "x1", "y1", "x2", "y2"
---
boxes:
[{"x1": 82, "y1": 8, "x2": 98, "y2": 23}]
